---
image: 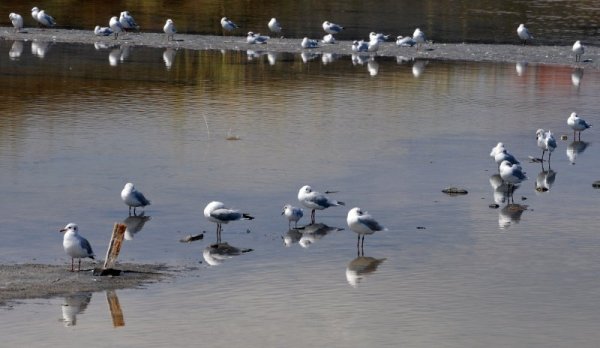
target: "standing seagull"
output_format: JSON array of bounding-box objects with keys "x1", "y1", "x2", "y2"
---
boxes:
[
  {"x1": 517, "y1": 24, "x2": 533, "y2": 45},
  {"x1": 119, "y1": 11, "x2": 139, "y2": 31},
  {"x1": 221, "y1": 17, "x2": 238, "y2": 32},
  {"x1": 347, "y1": 207, "x2": 387, "y2": 249},
  {"x1": 536, "y1": 129, "x2": 557, "y2": 162},
  {"x1": 9, "y1": 13, "x2": 24, "y2": 32},
  {"x1": 412, "y1": 28, "x2": 426, "y2": 50},
  {"x1": 297, "y1": 185, "x2": 344, "y2": 224},
  {"x1": 567, "y1": 112, "x2": 591, "y2": 140},
  {"x1": 322, "y1": 21, "x2": 344, "y2": 35},
  {"x1": 121, "y1": 182, "x2": 151, "y2": 215},
  {"x1": 268, "y1": 18, "x2": 282, "y2": 35},
  {"x1": 282, "y1": 204, "x2": 303, "y2": 228},
  {"x1": 109, "y1": 16, "x2": 124, "y2": 39},
  {"x1": 94, "y1": 25, "x2": 113, "y2": 36},
  {"x1": 32, "y1": 8, "x2": 56, "y2": 28},
  {"x1": 163, "y1": 19, "x2": 176, "y2": 41},
  {"x1": 60, "y1": 223, "x2": 95, "y2": 272},
  {"x1": 204, "y1": 201, "x2": 254, "y2": 242},
  {"x1": 572, "y1": 40, "x2": 585, "y2": 62}
]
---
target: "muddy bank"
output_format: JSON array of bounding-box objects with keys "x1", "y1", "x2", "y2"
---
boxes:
[
  {"x1": 0, "y1": 262, "x2": 170, "y2": 307},
  {"x1": 1, "y1": 27, "x2": 598, "y2": 69}
]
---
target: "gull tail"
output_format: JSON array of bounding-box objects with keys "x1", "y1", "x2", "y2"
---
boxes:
[{"x1": 242, "y1": 213, "x2": 255, "y2": 220}]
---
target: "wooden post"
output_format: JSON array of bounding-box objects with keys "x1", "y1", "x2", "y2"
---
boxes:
[{"x1": 103, "y1": 223, "x2": 127, "y2": 270}]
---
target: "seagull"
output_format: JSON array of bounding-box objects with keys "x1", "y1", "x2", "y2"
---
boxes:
[
  {"x1": 367, "y1": 38, "x2": 380, "y2": 53},
  {"x1": 246, "y1": 31, "x2": 269, "y2": 44},
  {"x1": 322, "y1": 34, "x2": 336, "y2": 44},
  {"x1": 322, "y1": 21, "x2": 343, "y2": 35},
  {"x1": 369, "y1": 32, "x2": 390, "y2": 42},
  {"x1": 163, "y1": 19, "x2": 176, "y2": 41},
  {"x1": 94, "y1": 25, "x2": 113, "y2": 36},
  {"x1": 60, "y1": 223, "x2": 95, "y2": 272},
  {"x1": 536, "y1": 129, "x2": 557, "y2": 162},
  {"x1": 268, "y1": 18, "x2": 282, "y2": 34},
  {"x1": 204, "y1": 201, "x2": 254, "y2": 242},
  {"x1": 121, "y1": 182, "x2": 151, "y2": 215},
  {"x1": 517, "y1": 24, "x2": 533, "y2": 45},
  {"x1": 352, "y1": 40, "x2": 369, "y2": 52},
  {"x1": 490, "y1": 142, "x2": 506, "y2": 158},
  {"x1": 221, "y1": 17, "x2": 238, "y2": 32},
  {"x1": 33, "y1": 8, "x2": 56, "y2": 28},
  {"x1": 412, "y1": 28, "x2": 426, "y2": 50},
  {"x1": 499, "y1": 160, "x2": 527, "y2": 186},
  {"x1": 109, "y1": 16, "x2": 124, "y2": 39},
  {"x1": 119, "y1": 11, "x2": 139, "y2": 31},
  {"x1": 396, "y1": 35, "x2": 416, "y2": 47},
  {"x1": 567, "y1": 112, "x2": 591, "y2": 140},
  {"x1": 572, "y1": 40, "x2": 585, "y2": 62},
  {"x1": 297, "y1": 185, "x2": 344, "y2": 224},
  {"x1": 301, "y1": 37, "x2": 319, "y2": 48},
  {"x1": 494, "y1": 149, "x2": 520, "y2": 168},
  {"x1": 9, "y1": 13, "x2": 23, "y2": 32},
  {"x1": 347, "y1": 207, "x2": 388, "y2": 249},
  {"x1": 282, "y1": 204, "x2": 303, "y2": 228}
]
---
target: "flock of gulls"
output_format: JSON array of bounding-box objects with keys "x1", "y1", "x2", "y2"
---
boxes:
[
  {"x1": 59, "y1": 183, "x2": 387, "y2": 271},
  {"x1": 7, "y1": 8, "x2": 588, "y2": 61}
]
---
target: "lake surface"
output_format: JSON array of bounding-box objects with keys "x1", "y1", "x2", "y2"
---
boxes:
[
  {"x1": 1, "y1": 37, "x2": 600, "y2": 347},
  {"x1": 2, "y1": 0, "x2": 599, "y2": 45}
]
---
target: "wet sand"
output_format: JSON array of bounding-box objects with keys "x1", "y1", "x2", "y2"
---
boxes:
[
  {"x1": 1, "y1": 27, "x2": 598, "y2": 69},
  {"x1": 0, "y1": 263, "x2": 169, "y2": 307}
]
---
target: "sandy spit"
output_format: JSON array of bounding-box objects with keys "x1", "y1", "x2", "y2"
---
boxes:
[{"x1": 1, "y1": 27, "x2": 598, "y2": 69}]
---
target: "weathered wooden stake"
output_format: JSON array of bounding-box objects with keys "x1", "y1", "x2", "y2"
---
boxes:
[
  {"x1": 106, "y1": 290, "x2": 125, "y2": 327},
  {"x1": 103, "y1": 223, "x2": 127, "y2": 270}
]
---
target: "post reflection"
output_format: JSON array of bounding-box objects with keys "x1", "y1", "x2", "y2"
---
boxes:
[
  {"x1": 60, "y1": 292, "x2": 92, "y2": 327},
  {"x1": 123, "y1": 213, "x2": 151, "y2": 240},
  {"x1": 202, "y1": 242, "x2": 252, "y2": 266},
  {"x1": 345, "y1": 255, "x2": 386, "y2": 288},
  {"x1": 106, "y1": 290, "x2": 125, "y2": 328}
]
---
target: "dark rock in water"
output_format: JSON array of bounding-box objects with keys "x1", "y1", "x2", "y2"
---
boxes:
[
  {"x1": 179, "y1": 233, "x2": 204, "y2": 243},
  {"x1": 93, "y1": 268, "x2": 122, "y2": 276},
  {"x1": 442, "y1": 187, "x2": 468, "y2": 195},
  {"x1": 416, "y1": 226, "x2": 426, "y2": 230},
  {"x1": 489, "y1": 204, "x2": 500, "y2": 209},
  {"x1": 593, "y1": 181, "x2": 600, "y2": 188}
]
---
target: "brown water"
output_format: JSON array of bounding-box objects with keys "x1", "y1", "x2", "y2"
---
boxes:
[
  {"x1": 1, "y1": 39, "x2": 600, "y2": 346},
  {"x1": 2, "y1": 0, "x2": 599, "y2": 45}
]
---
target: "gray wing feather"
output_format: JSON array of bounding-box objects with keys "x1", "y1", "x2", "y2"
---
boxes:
[
  {"x1": 359, "y1": 215, "x2": 385, "y2": 232},
  {"x1": 80, "y1": 238, "x2": 95, "y2": 258},
  {"x1": 211, "y1": 208, "x2": 242, "y2": 222},
  {"x1": 133, "y1": 191, "x2": 150, "y2": 206}
]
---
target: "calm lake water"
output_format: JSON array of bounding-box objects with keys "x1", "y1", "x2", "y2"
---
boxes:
[
  {"x1": 1, "y1": 0, "x2": 600, "y2": 45},
  {"x1": 1, "y1": 28, "x2": 600, "y2": 348}
]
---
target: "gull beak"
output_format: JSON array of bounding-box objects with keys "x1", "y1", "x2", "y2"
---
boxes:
[{"x1": 60, "y1": 228, "x2": 67, "y2": 233}]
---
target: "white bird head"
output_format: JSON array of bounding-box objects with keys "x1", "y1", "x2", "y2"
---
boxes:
[
  {"x1": 300, "y1": 185, "x2": 312, "y2": 194},
  {"x1": 31, "y1": 7, "x2": 39, "y2": 13},
  {"x1": 60, "y1": 223, "x2": 78, "y2": 234},
  {"x1": 204, "y1": 201, "x2": 225, "y2": 217}
]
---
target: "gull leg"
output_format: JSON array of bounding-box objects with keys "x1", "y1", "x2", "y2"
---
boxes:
[
  {"x1": 311, "y1": 209, "x2": 315, "y2": 224},
  {"x1": 78, "y1": 259, "x2": 82, "y2": 272},
  {"x1": 70, "y1": 258, "x2": 75, "y2": 272}
]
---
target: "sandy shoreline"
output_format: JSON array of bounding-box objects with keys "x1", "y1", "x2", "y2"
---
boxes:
[
  {"x1": 0, "y1": 263, "x2": 170, "y2": 307},
  {"x1": 1, "y1": 27, "x2": 598, "y2": 69}
]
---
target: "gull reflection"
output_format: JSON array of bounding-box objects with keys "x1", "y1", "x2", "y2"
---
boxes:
[
  {"x1": 94, "y1": 41, "x2": 112, "y2": 50},
  {"x1": 283, "y1": 228, "x2": 303, "y2": 247},
  {"x1": 571, "y1": 68, "x2": 583, "y2": 88},
  {"x1": 109, "y1": 48, "x2": 121, "y2": 66},
  {"x1": 246, "y1": 49, "x2": 264, "y2": 61},
  {"x1": 203, "y1": 242, "x2": 252, "y2": 266},
  {"x1": 60, "y1": 292, "x2": 92, "y2": 327},
  {"x1": 499, "y1": 203, "x2": 528, "y2": 229},
  {"x1": 297, "y1": 223, "x2": 343, "y2": 248},
  {"x1": 9, "y1": 41, "x2": 23, "y2": 60},
  {"x1": 351, "y1": 53, "x2": 369, "y2": 66},
  {"x1": 489, "y1": 174, "x2": 519, "y2": 205},
  {"x1": 367, "y1": 59, "x2": 379, "y2": 76},
  {"x1": 123, "y1": 213, "x2": 151, "y2": 240},
  {"x1": 345, "y1": 255, "x2": 386, "y2": 288},
  {"x1": 31, "y1": 41, "x2": 51, "y2": 58},
  {"x1": 163, "y1": 48, "x2": 176, "y2": 70},
  {"x1": 566, "y1": 141, "x2": 590, "y2": 164},
  {"x1": 412, "y1": 60, "x2": 427, "y2": 78},
  {"x1": 301, "y1": 52, "x2": 320, "y2": 63},
  {"x1": 515, "y1": 61, "x2": 527, "y2": 76},
  {"x1": 535, "y1": 164, "x2": 557, "y2": 193},
  {"x1": 321, "y1": 53, "x2": 337, "y2": 65},
  {"x1": 267, "y1": 52, "x2": 278, "y2": 65}
]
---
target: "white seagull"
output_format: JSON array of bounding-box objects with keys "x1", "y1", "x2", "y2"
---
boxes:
[
  {"x1": 536, "y1": 129, "x2": 557, "y2": 162},
  {"x1": 369, "y1": 32, "x2": 390, "y2": 42},
  {"x1": 109, "y1": 16, "x2": 124, "y2": 39},
  {"x1": 32, "y1": 8, "x2": 56, "y2": 28},
  {"x1": 572, "y1": 40, "x2": 584, "y2": 62},
  {"x1": 567, "y1": 112, "x2": 591, "y2": 140},
  {"x1": 347, "y1": 207, "x2": 388, "y2": 249},
  {"x1": 121, "y1": 182, "x2": 151, "y2": 215},
  {"x1": 221, "y1": 17, "x2": 238, "y2": 32},
  {"x1": 94, "y1": 25, "x2": 113, "y2": 36},
  {"x1": 204, "y1": 201, "x2": 254, "y2": 241},
  {"x1": 352, "y1": 40, "x2": 369, "y2": 52},
  {"x1": 163, "y1": 19, "x2": 176, "y2": 41},
  {"x1": 60, "y1": 223, "x2": 95, "y2": 272},
  {"x1": 490, "y1": 142, "x2": 506, "y2": 158},
  {"x1": 499, "y1": 160, "x2": 528, "y2": 187},
  {"x1": 367, "y1": 38, "x2": 380, "y2": 53},
  {"x1": 282, "y1": 204, "x2": 303, "y2": 228},
  {"x1": 517, "y1": 24, "x2": 533, "y2": 45},
  {"x1": 268, "y1": 18, "x2": 282, "y2": 34},
  {"x1": 412, "y1": 28, "x2": 426, "y2": 50},
  {"x1": 322, "y1": 21, "x2": 343, "y2": 35},
  {"x1": 297, "y1": 185, "x2": 344, "y2": 224},
  {"x1": 246, "y1": 31, "x2": 269, "y2": 44},
  {"x1": 494, "y1": 149, "x2": 520, "y2": 168},
  {"x1": 396, "y1": 35, "x2": 416, "y2": 47},
  {"x1": 301, "y1": 37, "x2": 319, "y2": 49},
  {"x1": 322, "y1": 34, "x2": 336, "y2": 44},
  {"x1": 9, "y1": 13, "x2": 23, "y2": 32},
  {"x1": 119, "y1": 11, "x2": 139, "y2": 31}
]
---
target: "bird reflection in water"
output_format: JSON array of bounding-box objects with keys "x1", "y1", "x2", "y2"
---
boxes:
[
  {"x1": 283, "y1": 228, "x2": 303, "y2": 247},
  {"x1": 163, "y1": 48, "x2": 176, "y2": 70},
  {"x1": 535, "y1": 162, "x2": 557, "y2": 193},
  {"x1": 296, "y1": 223, "x2": 343, "y2": 248},
  {"x1": 515, "y1": 61, "x2": 528, "y2": 76},
  {"x1": 31, "y1": 41, "x2": 51, "y2": 58},
  {"x1": 489, "y1": 174, "x2": 528, "y2": 228},
  {"x1": 123, "y1": 213, "x2": 151, "y2": 240},
  {"x1": 203, "y1": 242, "x2": 253, "y2": 266},
  {"x1": 345, "y1": 255, "x2": 386, "y2": 288},
  {"x1": 60, "y1": 292, "x2": 92, "y2": 327},
  {"x1": 9, "y1": 41, "x2": 23, "y2": 60},
  {"x1": 412, "y1": 60, "x2": 427, "y2": 78},
  {"x1": 367, "y1": 59, "x2": 379, "y2": 76},
  {"x1": 571, "y1": 68, "x2": 583, "y2": 88},
  {"x1": 567, "y1": 141, "x2": 590, "y2": 165},
  {"x1": 498, "y1": 203, "x2": 528, "y2": 229}
]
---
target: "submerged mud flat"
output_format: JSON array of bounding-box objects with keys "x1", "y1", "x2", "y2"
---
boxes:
[
  {"x1": 1, "y1": 27, "x2": 598, "y2": 69},
  {"x1": 0, "y1": 263, "x2": 169, "y2": 307}
]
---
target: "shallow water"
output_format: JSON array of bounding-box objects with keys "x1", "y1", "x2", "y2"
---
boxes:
[
  {"x1": 1, "y1": 40, "x2": 600, "y2": 347},
  {"x1": 2, "y1": 0, "x2": 599, "y2": 45}
]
